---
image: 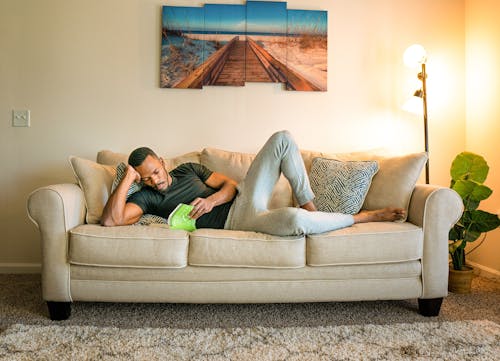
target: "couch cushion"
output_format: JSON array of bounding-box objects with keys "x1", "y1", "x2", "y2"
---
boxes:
[
  {"x1": 306, "y1": 222, "x2": 423, "y2": 266},
  {"x1": 361, "y1": 153, "x2": 428, "y2": 221},
  {"x1": 97, "y1": 149, "x2": 201, "y2": 170},
  {"x1": 69, "y1": 156, "x2": 116, "y2": 224},
  {"x1": 309, "y1": 158, "x2": 379, "y2": 214},
  {"x1": 189, "y1": 229, "x2": 305, "y2": 268},
  {"x1": 300, "y1": 148, "x2": 389, "y2": 173},
  {"x1": 69, "y1": 224, "x2": 188, "y2": 268},
  {"x1": 200, "y1": 147, "x2": 293, "y2": 209}
]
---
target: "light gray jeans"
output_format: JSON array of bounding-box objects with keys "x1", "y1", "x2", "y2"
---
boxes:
[{"x1": 225, "y1": 130, "x2": 354, "y2": 236}]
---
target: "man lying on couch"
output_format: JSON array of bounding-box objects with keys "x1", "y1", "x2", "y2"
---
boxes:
[{"x1": 101, "y1": 130, "x2": 405, "y2": 236}]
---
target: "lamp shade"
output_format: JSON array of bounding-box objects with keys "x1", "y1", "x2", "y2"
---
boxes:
[
  {"x1": 402, "y1": 93, "x2": 423, "y2": 115},
  {"x1": 404, "y1": 44, "x2": 427, "y2": 68}
]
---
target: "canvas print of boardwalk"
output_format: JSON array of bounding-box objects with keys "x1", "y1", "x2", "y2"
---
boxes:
[
  {"x1": 286, "y1": 9, "x2": 327, "y2": 91},
  {"x1": 160, "y1": 1, "x2": 327, "y2": 91},
  {"x1": 161, "y1": 6, "x2": 205, "y2": 89},
  {"x1": 245, "y1": 1, "x2": 287, "y2": 84}
]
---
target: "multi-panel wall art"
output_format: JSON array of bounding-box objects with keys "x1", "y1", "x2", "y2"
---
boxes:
[{"x1": 160, "y1": 1, "x2": 327, "y2": 91}]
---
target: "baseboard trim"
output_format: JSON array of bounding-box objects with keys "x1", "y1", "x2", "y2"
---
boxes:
[
  {"x1": 0, "y1": 263, "x2": 41, "y2": 274},
  {"x1": 468, "y1": 261, "x2": 500, "y2": 282}
]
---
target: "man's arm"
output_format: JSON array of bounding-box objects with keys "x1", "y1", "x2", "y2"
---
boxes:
[
  {"x1": 189, "y1": 172, "x2": 238, "y2": 220},
  {"x1": 101, "y1": 165, "x2": 144, "y2": 226}
]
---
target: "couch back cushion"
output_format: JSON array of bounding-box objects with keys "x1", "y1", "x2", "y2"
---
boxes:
[
  {"x1": 300, "y1": 148, "x2": 389, "y2": 173},
  {"x1": 200, "y1": 148, "x2": 293, "y2": 208},
  {"x1": 97, "y1": 149, "x2": 201, "y2": 169},
  {"x1": 360, "y1": 152, "x2": 428, "y2": 218},
  {"x1": 76, "y1": 148, "x2": 425, "y2": 224}
]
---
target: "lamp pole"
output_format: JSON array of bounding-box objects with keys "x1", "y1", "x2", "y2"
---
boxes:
[{"x1": 419, "y1": 63, "x2": 429, "y2": 184}]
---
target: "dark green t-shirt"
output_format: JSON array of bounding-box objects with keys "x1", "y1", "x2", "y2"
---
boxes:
[{"x1": 127, "y1": 163, "x2": 233, "y2": 229}]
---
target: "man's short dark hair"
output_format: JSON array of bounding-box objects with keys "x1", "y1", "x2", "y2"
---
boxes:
[{"x1": 128, "y1": 147, "x2": 159, "y2": 167}]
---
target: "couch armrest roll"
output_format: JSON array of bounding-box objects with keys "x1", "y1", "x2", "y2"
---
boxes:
[
  {"x1": 27, "y1": 184, "x2": 86, "y2": 302},
  {"x1": 408, "y1": 184, "x2": 463, "y2": 298}
]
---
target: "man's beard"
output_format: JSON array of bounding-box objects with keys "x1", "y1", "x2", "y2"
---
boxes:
[{"x1": 156, "y1": 166, "x2": 170, "y2": 195}]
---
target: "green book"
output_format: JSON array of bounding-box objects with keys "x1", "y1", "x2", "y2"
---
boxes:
[{"x1": 167, "y1": 203, "x2": 196, "y2": 232}]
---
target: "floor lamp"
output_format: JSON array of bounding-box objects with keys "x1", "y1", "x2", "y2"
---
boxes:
[{"x1": 403, "y1": 44, "x2": 429, "y2": 184}]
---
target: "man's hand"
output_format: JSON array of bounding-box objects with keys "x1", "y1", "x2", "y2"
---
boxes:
[
  {"x1": 125, "y1": 165, "x2": 141, "y2": 184},
  {"x1": 187, "y1": 172, "x2": 237, "y2": 220},
  {"x1": 189, "y1": 197, "x2": 215, "y2": 220}
]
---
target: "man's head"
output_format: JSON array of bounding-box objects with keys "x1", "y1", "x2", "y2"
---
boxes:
[
  {"x1": 128, "y1": 147, "x2": 170, "y2": 192},
  {"x1": 128, "y1": 147, "x2": 158, "y2": 168}
]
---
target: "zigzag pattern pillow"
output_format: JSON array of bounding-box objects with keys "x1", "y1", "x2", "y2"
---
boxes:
[
  {"x1": 310, "y1": 158, "x2": 379, "y2": 214},
  {"x1": 135, "y1": 214, "x2": 167, "y2": 226}
]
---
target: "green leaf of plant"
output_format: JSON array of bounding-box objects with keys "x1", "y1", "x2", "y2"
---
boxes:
[
  {"x1": 450, "y1": 152, "x2": 489, "y2": 183},
  {"x1": 452, "y1": 180, "x2": 475, "y2": 199},
  {"x1": 464, "y1": 198, "x2": 480, "y2": 211},
  {"x1": 468, "y1": 210, "x2": 500, "y2": 233},
  {"x1": 452, "y1": 183, "x2": 492, "y2": 216},
  {"x1": 452, "y1": 180, "x2": 492, "y2": 202},
  {"x1": 472, "y1": 184, "x2": 492, "y2": 201},
  {"x1": 464, "y1": 229, "x2": 481, "y2": 242},
  {"x1": 449, "y1": 226, "x2": 462, "y2": 241}
]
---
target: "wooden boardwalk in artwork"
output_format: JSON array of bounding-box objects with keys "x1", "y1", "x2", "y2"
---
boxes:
[{"x1": 174, "y1": 36, "x2": 321, "y2": 91}]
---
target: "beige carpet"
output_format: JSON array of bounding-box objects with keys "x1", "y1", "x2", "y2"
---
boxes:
[
  {"x1": 1, "y1": 320, "x2": 499, "y2": 360},
  {"x1": 1, "y1": 275, "x2": 499, "y2": 331},
  {"x1": 1, "y1": 275, "x2": 499, "y2": 360}
]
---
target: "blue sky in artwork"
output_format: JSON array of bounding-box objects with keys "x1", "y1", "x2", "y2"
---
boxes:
[
  {"x1": 246, "y1": 1, "x2": 287, "y2": 34},
  {"x1": 204, "y1": 4, "x2": 246, "y2": 33},
  {"x1": 288, "y1": 9, "x2": 327, "y2": 35},
  {"x1": 162, "y1": 1, "x2": 327, "y2": 36},
  {"x1": 162, "y1": 6, "x2": 204, "y2": 32}
]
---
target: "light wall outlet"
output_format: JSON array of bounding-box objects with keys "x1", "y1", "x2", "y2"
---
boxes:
[{"x1": 12, "y1": 110, "x2": 30, "y2": 127}]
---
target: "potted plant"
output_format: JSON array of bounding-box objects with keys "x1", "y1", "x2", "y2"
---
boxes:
[{"x1": 448, "y1": 152, "x2": 500, "y2": 293}]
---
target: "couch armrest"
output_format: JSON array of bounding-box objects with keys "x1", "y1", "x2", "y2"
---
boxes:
[
  {"x1": 27, "y1": 184, "x2": 86, "y2": 302},
  {"x1": 407, "y1": 184, "x2": 463, "y2": 298}
]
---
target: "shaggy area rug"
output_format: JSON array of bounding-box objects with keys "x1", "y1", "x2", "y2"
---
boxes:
[{"x1": 0, "y1": 320, "x2": 498, "y2": 360}]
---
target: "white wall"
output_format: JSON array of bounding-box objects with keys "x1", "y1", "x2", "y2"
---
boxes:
[
  {"x1": 1, "y1": 0, "x2": 466, "y2": 267},
  {"x1": 465, "y1": 0, "x2": 500, "y2": 273}
]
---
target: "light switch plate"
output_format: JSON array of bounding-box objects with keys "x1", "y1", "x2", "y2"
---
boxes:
[{"x1": 12, "y1": 110, "x2": 30, "y2": 127}]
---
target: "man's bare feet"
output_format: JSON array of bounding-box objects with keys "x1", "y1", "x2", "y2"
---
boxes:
[
  {"x1": 353, "y1": 207, "x2": 406, "y2": 223},
  {"x1": 300, "y1": 201, "x2": 317, "y2": 212}
]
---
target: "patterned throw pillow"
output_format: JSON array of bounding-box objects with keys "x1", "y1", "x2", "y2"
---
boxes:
[
  {"x1": 111, "y1": 162, "x2": 167, "y2": 225},
  {"x1": 309, "y1": 158, "x2": 379, "y2": 214},
  {"x1": 135, "y1": 214, "x2": 167, "y2": 226}
]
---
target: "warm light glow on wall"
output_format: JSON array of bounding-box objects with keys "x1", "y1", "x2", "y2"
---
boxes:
[
  {"x1": 426, "y1": 54, "x2": 457, "y2": 116},
  {"x1": 467, "y1": 43, "x2": 497, "y2": 118}
]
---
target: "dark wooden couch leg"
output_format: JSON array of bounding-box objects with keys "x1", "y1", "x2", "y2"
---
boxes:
[
  {"x1": 47, "y1": 301, "x2": 71, "y2": 320},
  {"x1": 418, "y1": 298, "x2": 443, "y2": 317}
]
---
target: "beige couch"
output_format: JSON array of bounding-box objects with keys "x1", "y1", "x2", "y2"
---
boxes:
[{"x1": 27, "y1": 147, "x2": 463, "y2": 320}]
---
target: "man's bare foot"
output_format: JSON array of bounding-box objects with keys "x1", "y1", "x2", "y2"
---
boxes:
[
  {"x1": 353, "y1": 207, "x2": 406, "y2": 223},
  {"x1": 300, "y1": 201, "x2": 317, "y2": 212}
]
